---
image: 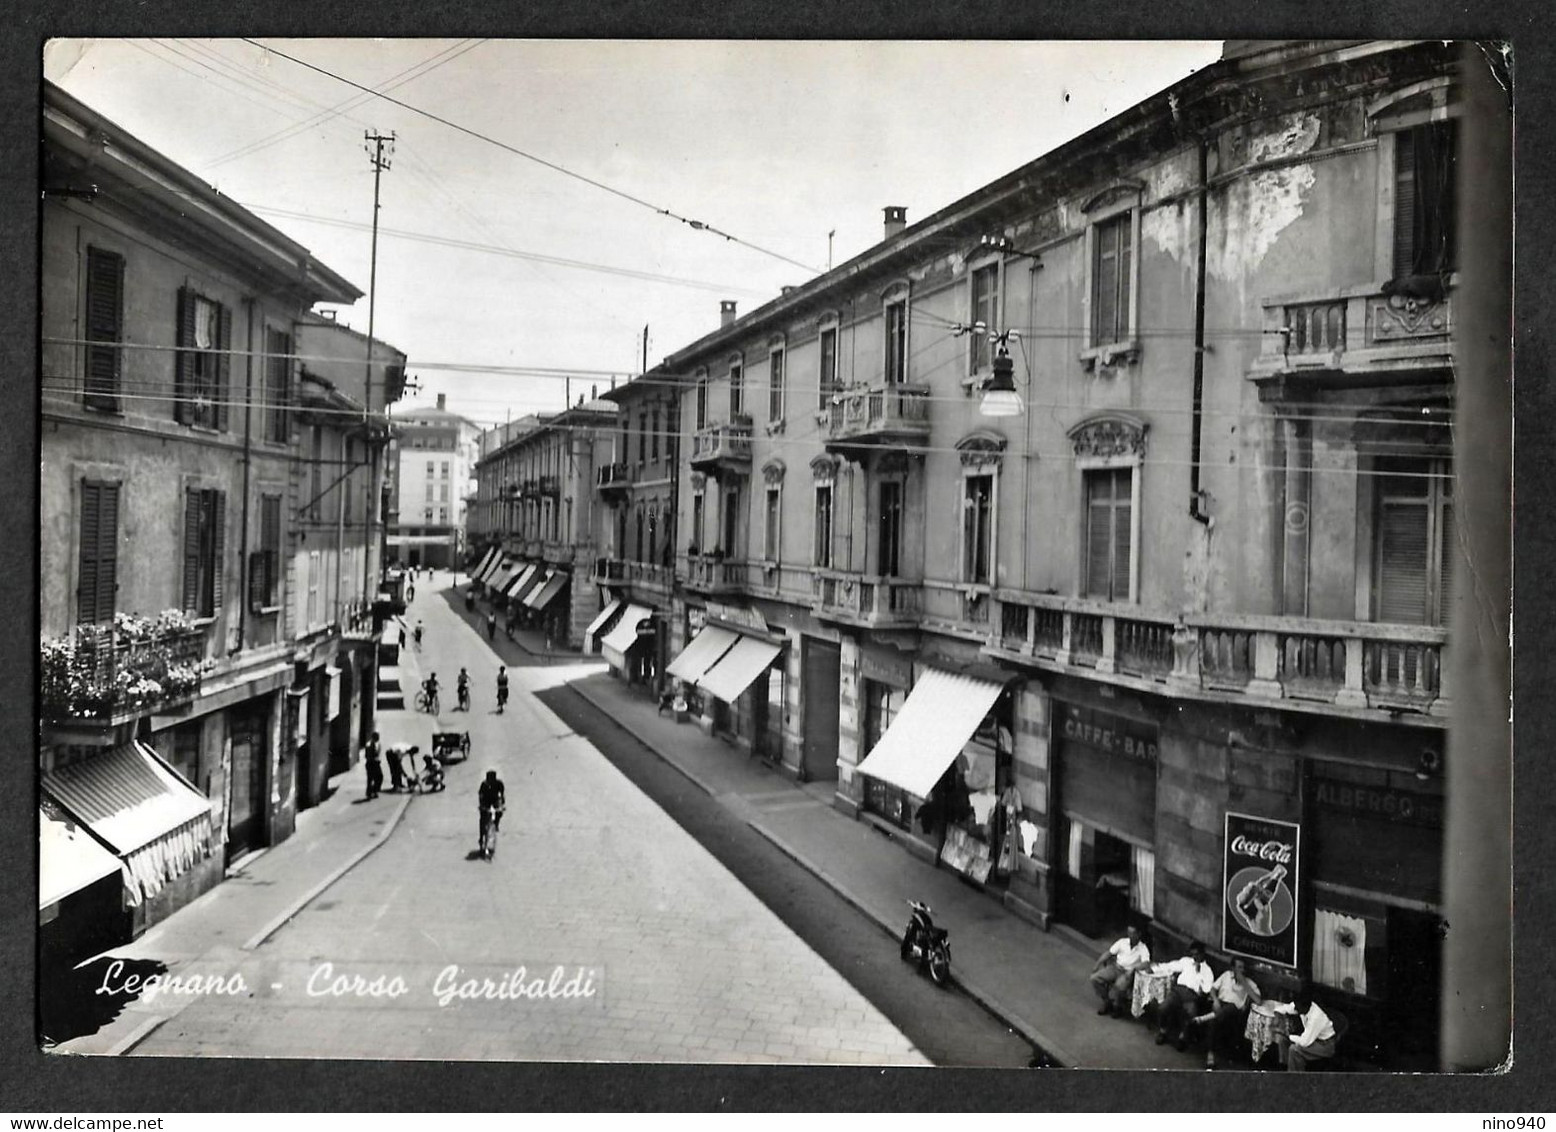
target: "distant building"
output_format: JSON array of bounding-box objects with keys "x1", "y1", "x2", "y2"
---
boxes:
[{"x1": 386, "y1": 393, "x2": 481, "y2": 570}]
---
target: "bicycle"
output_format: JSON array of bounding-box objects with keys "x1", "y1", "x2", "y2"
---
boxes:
[
  {"x1": 414, "y1": 687, "x2": 440, "y2": 714},
  {"x1": 456, "y1": 685, "x2": 471, "y2": 712},
  {"x1": 479, "y1": 805, "x2": 501, "y2": 860}
]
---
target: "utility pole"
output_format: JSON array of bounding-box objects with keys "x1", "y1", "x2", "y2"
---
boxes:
[
  {"x1": 361, "y1": 130, "x2": 394, "y2": 611},
  {"x1": 642, "y1": 324, "x2": 649, "y2": 374}
]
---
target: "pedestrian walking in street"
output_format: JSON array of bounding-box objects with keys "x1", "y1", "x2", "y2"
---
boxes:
[
  {"x1": 486, "y1": 611, "x2": 497, "y2": 642},
  {"x1": 386, "y1": 741, "x2": 410, "y2": 791},
  {"x1": 363, "y1": 732, "x2": 383, "y2": 799}
]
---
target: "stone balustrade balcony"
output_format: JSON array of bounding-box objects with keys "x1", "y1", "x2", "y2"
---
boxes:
[
  {"x1": 821, "y1": 382, "x2": 932, "y2": 460},
  {"x1": 689, "y1": 418, "x2": 753, "y2": 475},
  {"x1": 811, "y1": 569, "x2": 922, "y2": 629}
]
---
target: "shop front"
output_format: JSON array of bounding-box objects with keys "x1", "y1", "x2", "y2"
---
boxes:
[
  {"x1": 468, "y1": 545, "x2": 500, "y2": 584},
  {"x1": 524, "y1": 568, "x2": 571, "y2": 644},
  {"x1": 39, "y1": 800, "x2": 126, "y2": 963},
  {"x1": 855, "y1": 664, "x2": 1020, "y2": 885},
  {"x1": 585, "y1": 597, "x2": 626, "y2": 654},
  {"x1": 1050, "y1": 700, "x2": 1159, "y2": 941},
  {"x1": 667, "y1": 610, "x2": 784, "y2": 757},
  {"x1": 41, "y1": 740, "x2": 219, "y2": 937},
  {"x1": 600, "y1": 602, "x2": 658, "y2": 685}
]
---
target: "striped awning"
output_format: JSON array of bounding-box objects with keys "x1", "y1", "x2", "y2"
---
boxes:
[
  {"x1": 502, "y1": 563, "x2": 539, "y2": 598},
  {"x1": 38, "y1": 803, "x2": 122, "y2": 910},
  {"x1": 696, "y1": 635, "x2": 783, "y2": 703},
  {"x1": 508, "y1": 564, "x2": 547, "y2": 604},
  {"x1": 487, "y1": 557, "x2": 520, "y2": 591},
  {"x1": 855, "y1": 668, "x2": 1004, "y2": 799},
  {"x1": 585, "y1": 598, "x2": 625, "y2": 652},
  {"x1": 599, "y1": 603, "x2": 654, "y2": 668},
  {"x1": 666, "y1": 625, "x2": 739, "y2": 683},
  {"x1": 525, "y1": 570, "x2": 570, "y2": 610},
  {"x1": 471, "y1": 547, "x2": 500, "y2": 582}
]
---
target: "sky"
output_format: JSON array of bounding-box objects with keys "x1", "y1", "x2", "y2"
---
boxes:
[{"x1": 43, "y1": 38, "x2": 1223, "y2": 428}]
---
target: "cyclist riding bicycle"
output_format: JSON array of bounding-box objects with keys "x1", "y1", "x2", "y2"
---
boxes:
[
  {"x1": 478, "y1": 769, "x2": 506, "y2": 857},
  {"x1": 456, "y1": 667, "x2": 471, "y2": 711},
  {"x1": 495, "y1": 666, "x2": 509, "y2": 713}
]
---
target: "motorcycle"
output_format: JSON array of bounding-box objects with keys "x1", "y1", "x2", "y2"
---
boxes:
[{"x1": 900, "y1": 899, "x2": 951, "y2": 986}]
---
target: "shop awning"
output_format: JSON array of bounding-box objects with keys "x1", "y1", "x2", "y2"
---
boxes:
[
  {"x1": 696, "y1": 635, "x2": 783, "y2": 703},
  {"x1": 501, "y1": 563, "x2": 539, "y2": 597},
  {"x1": 666, "y1": 625, "x2": 740, "y2": 683},
  {"x1": 525, "y1": 570, "x2": 570, "y2": 610},
  {"x1": 600, "y1": 603, "x2": 655, "y2": 668},
  {"x1": 43, "y1": 742, "x2": 215, "y2": 908},
  {"x1": 488, "y1": 558, "x2": 520, "y2": 591},
  {"x1": 508, "y1": 564, "x2": 547, "y2": 603},
  {"x1": 474, "y1": 550, "x2": 503, "y2": 584},
  {"x1": 468, "y1": 547, "x2": 498, "y2": 579},
  {"x1": 585, "y1": 598, "x2": 625, "y2": 652},
  {"x1": 855, "y1": 668, "x2": 1005, "y2": 799},
  {"x1": 38, "y1": 804, "x2": 122, "y2": 910}
]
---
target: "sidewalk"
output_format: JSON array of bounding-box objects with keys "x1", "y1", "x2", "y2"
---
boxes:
[
  {"x1": 48, "y1": 703, "x2": 432, "y2": 1057},
  {"x1": 564, "y1": 667, "x2": 1211, "y2": 1071}
]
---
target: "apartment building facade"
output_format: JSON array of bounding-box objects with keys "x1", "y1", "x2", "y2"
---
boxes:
[
  {"x1": 387, "y1": 393, "x2": 481, "y2": 570},
  {"x1": 655, "y1": 41, "x2": 1464, "y2": 1067},
  {"x1": 39, "y1": 82, "x2": 375, "y2": 953}
]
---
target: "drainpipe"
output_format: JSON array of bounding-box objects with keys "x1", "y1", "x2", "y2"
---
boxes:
[
  {"x1": 663, "y1": 389, "x2": 679, "y2": 699},
  {"x1": 1189, "y1": 136, "x2": 1213, "y2": 527},
  {"x1": 237, "y1": 297, "x2": 256, "y2": 654}
]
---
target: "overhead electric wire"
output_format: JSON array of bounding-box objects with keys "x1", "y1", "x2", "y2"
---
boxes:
[{"x1": 239, "y1": 38, "x2": 825, "y2": 276}]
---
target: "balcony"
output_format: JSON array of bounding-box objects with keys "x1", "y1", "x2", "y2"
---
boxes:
[
  {"x1": 689, "y1": 418, "x2": 753, "y2": 476},
  {"x1": 1250, "y1": 279, "x2": 1455, "y2": 394},
  {"x1": 811, "y1": 570, "x2": 921, "y2": 629},
  {"x1": 987, "y1": 592, "x2": 1449, "y2": 725},
  {"x1": 595, "y1": 462, "x2": 632, "y2": 501},
  {"x1": 822, "y1": 382, "x2": 931, "y2": 460},
  {"x1": 41, "y1": 615, "x2": 210, "y2": 727},
  {"x1": 539, "y1": 475, "x2": 561, "y2": 497},
  {"x1": 681, "y1": 554, "x2": 746, "y2": 596},
  {"x1": 593, "y1": 556, "x2": 628, "y2": 584}
]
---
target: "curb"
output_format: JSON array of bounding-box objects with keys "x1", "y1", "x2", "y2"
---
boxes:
[
  {"x1": 568, "y1": 678, "x2": 720, "y2": 800},
  {"x1": 240, "y1": 790, "x2": 415, "y2": 951},
  {"x1": 744, "y1": 820, "x2": 1080, "y2": 1069}
]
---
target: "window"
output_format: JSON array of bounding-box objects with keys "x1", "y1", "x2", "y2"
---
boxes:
[
  {"x1": 1393, "y1": 121, "x2": 1458, "y2": 278},
  {"x1": 695, "y1": 377, "x2": 708, "y2": 430},
  {"x1": 885, "y1": 300, "x2": 908, "y2": 384},
  {"x1": 1374, "y1": 457, "x2": 1454, "y2": 625},
  {"x1": 76, "y1": 480, "x2": 119, "y2": 625},
  {"x1": 691, "y1": 491, "x2": 705, "y2": 552},
  {"x1": 879, "y1": 480, "x2": 903, "y2": 577},
  {"x1": 635, "y1": 505, "x2": 645, "y2": 562},
  {"x1": 969, "y1": 266, "x2": 998, "y2": 372},
  {"x1": 651, "y1": 407, "x2": 661, "y2": 460},
  {"x1": 962, "y1": 474, "x2": 993, "y2": 584},
  {"x1": 441, "y1": 461, "x2": 450, "y2": 479},
  {"x1": 263, "y1": 328, "x2": 291, "y2": 444},
  {"x1": 637, "y1": 414, "x2": 646, "y2": 465},
  {"x1": 84, "y1": 247, "x2": 124, "y2": 412},
  {"x1": 182, "y1": 487, "x2": 226, "y2": 617},
  {"x1": 1084, "y1": 468, "x2": 1132, "y2": 601},
  {"x1": 307, "y1": 550, "x2": 321, "y2": 627},
  {"x1": 819, "y1": 326, "x2": 839, "y2": 409},
  {"x1": 722, "y1": 486, "x2": 739, "y2": 557},
  {"x1": 440, "y1": 483, "x2": 449, "y2": 503},
  {"x1": 175, "y1": 289, "x2": 230, "y2": 430},
  {"x1": 813, "y1": 483, "x2": 834, "y2": 568},
  {"x1": 249, "y1": 494, "x2": 281, "y2": 611},
  {"x1": 768, "y1": 347, "x2": 786, "y2": 423},
  {"x1": 729, "y1": 360, "x2": 744, "y2": 417},
  {"x1": 764, "y1": 486, "x2": 781, "y2": 561},
  {"x1": 1091, "y1": 213, "x2": 1133, "y2": 348}
]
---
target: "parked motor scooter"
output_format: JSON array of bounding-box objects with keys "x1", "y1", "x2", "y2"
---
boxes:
[{"x1": 900, "y1": 899, "x2": 951, "y2": 986}]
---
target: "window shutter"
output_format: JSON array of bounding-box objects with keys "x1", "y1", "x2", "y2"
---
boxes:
[
  {"x1": 216, "y1": 304, "x2": 233, "y2": 433},
  {"x1": 182, "y1": 487, "x2": 202, "y2": 612},
  {"x1": 1437, "y1": 499, "x2": 1456, "y2": 627},
  {"x1": 1117, "y1": 220, "x2": 1133, "y2": 340},
  {"x1": 175, "y1": 288, "x2": 195, "y2": 424},
  {"x1": 248, "y1": 549, "x2": 267, "y2": 612},
  {"x1": 211, "y1": 491, "x2": 226, "y2": 611},
  {"x1": 1112, "y1": 472, "x2": 1132, "y2": 602},
  {"x1": 77, "y1": 481, "x2": 116, "y2": 626},
  {"x1": 1393, "y1": 129, "x2": 1419, "y2": 279},
  {"x1": 1094, "y1": 224, "x2": 1117, "y2": 344},
  {"x1": 84, "y1": 249, "x2": 124, "y2": 411},
  {"x1": 1377, "y1": 498, "x2": 1430, "y2": 624},
  {"x1": 1085, "y1": 474, "x2": 1110, "y2": 599}
]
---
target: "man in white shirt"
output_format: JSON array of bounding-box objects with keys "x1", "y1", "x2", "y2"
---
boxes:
[
  {"x1": 1089, "y1": 924, "x2": 1151, "y2": 1018},
  {"x1": 1152, "y1": 940, "x2": 1215, "y2": 1050},
  {"x1": 1275, "y1": 991, "x2": 1338, "y2": 1071},
  {"x1": 1204, "y1": 957, "x2": 1262, "y2": 1068}
]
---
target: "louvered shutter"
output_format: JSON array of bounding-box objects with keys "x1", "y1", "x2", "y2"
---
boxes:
[
  {"x1": 182, "y1": 487, "x2": 202, "y2": 612},
  {"x1": 1116, "y1": 219, "x2": 1133, "y2": 340},
  {"x1": 175, "y1": 288, "x2": 195, "y2": 424},
  {"x1": 1393, "y1": 129, "x2": 1419, "y2": 278},
  {"x1": 94, "y1": 483, "x2": 119, "y2": 625},
  {"x1": 1377, "y1": 497, "x2": 1430, "y2": 624},
  {"x1": 77, "y1": 482, "x2": 102, "y2": 624},
  {"x1": 212, "y1": 490, "x2": 226, "y2": 610},
  {"x1": 1112, "y1": 471, "x2": 1132, "y2": 602},
  {"x1": 216, "y1": 304, "x2": 233, "y2": 433},
  {"x1": 1085, "y1": 473, "x2": 1112, "y2": 599},
  {"x1": 84, "y1": 249, "x2": 123, "y2": 411},
  {"x1": 1438, "y1": 499, "x2": 1456, "y2": 627}
]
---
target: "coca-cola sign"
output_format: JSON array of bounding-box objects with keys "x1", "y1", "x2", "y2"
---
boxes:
[{"x1": 1223, "y1": 811, "x2": 1302, "y2": 969}]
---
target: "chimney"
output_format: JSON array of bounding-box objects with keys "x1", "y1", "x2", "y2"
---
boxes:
[
  {"x1": 883, "y1": 205, "x2": 907, "y2": 240},
  {"x1": 436, "y1": 393, "x2": 446, "y2": 410},
  {"x1": 720, "y1": 300, "x2": 738, "y2": 327}
]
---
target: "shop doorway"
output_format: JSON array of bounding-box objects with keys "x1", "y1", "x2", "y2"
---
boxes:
[
  {"x1": 801, "y1": 638, "x2": 840, "y2": 781},
  {"x1": 1055, "y1": 818, "x2": 1137, "y2": 940},
  {"x1": 226, "y1": 705, "x2": 269, "y2": 859},
  {"x1": 1385, "y1": 906, "x2": 1444, "y2": 1070}
]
